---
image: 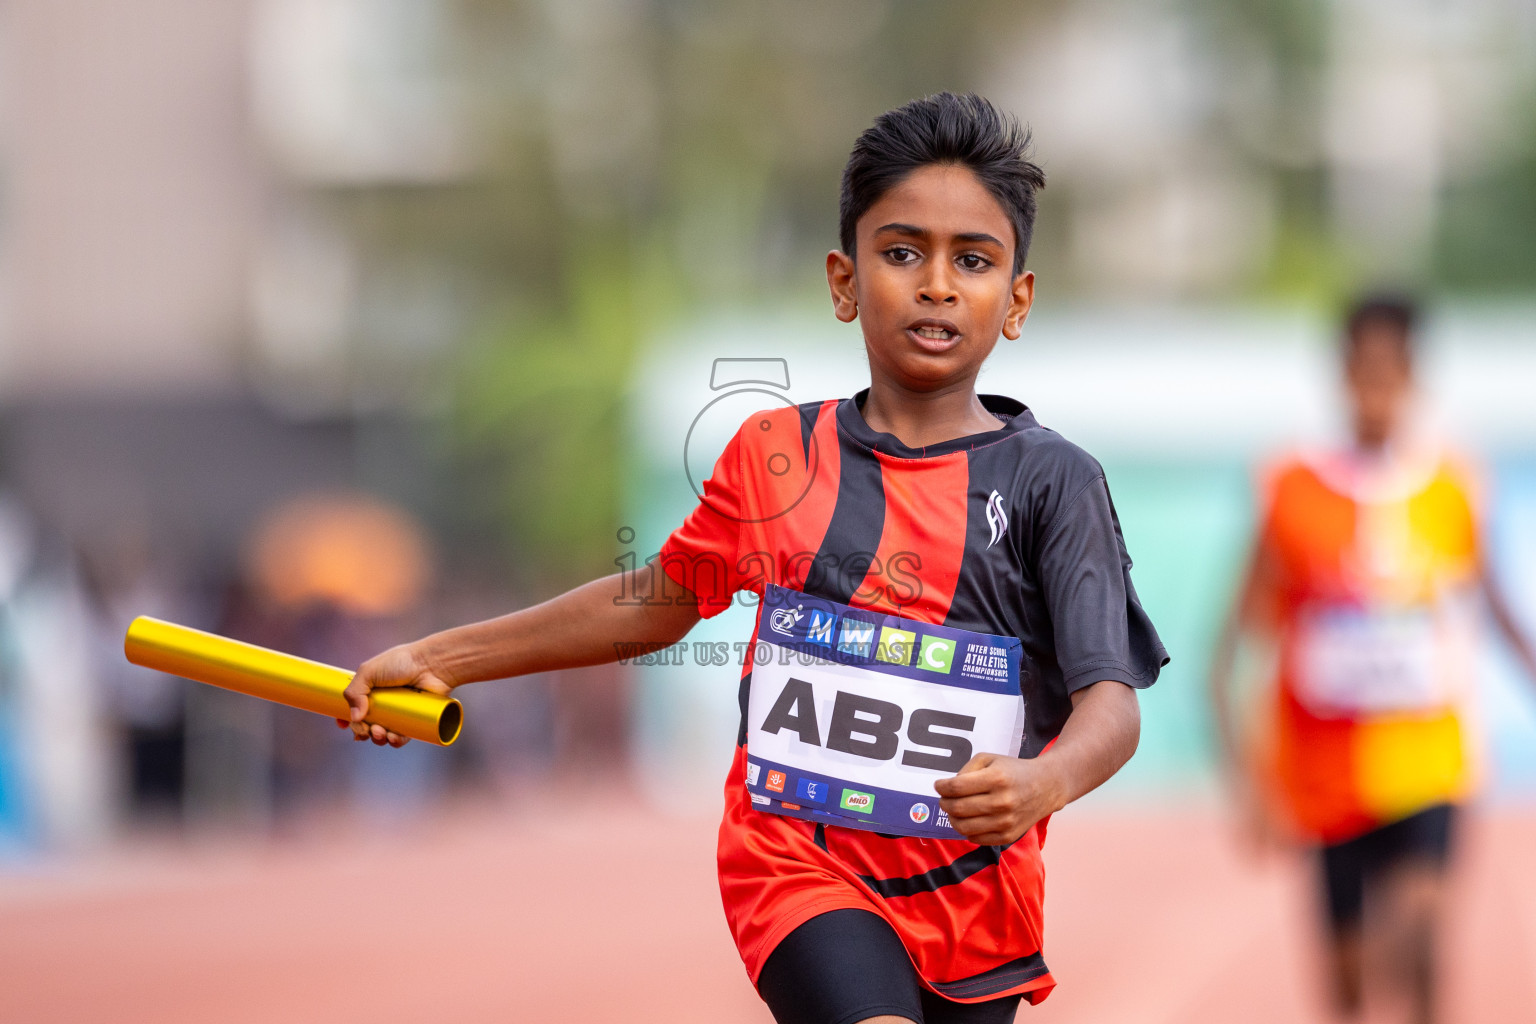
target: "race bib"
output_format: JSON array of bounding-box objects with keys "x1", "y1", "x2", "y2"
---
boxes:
[
  {"x1": 744, "y1": 584, "x2": 1025, "y2": 839},
  {"x1": 1294, "y1": 605, "x2": 1448, "y2": 716}
]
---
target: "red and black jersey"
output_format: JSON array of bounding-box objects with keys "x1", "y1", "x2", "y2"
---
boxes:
[{"x1": 659, "y1": 391, "x2": 1167, "y2": 1004}]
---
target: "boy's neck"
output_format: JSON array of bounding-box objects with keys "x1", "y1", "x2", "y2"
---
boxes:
[{"x1": 859, "y1": 378, "x2": 1004, "y2": 449}]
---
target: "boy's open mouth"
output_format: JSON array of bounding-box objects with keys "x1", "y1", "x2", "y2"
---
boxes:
[{"x1": 906, "y1": 318, "x2": 962, "y2": 352}]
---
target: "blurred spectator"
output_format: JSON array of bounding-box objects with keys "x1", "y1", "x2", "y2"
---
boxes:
[
  {"x1": 217, "y1": 492, "x2": 444, "y2": 822},
  {"x1": 79, "y1": 519, "x2": 201, "y2": 824},
  {"x1": 0, "y1": 498, "x2": 114, "y2": 848}
]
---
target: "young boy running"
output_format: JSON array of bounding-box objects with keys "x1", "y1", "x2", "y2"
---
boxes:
[
  {"x1": 1210, "y1": 296, "x2": 1536, "y2": 1024},
  {"x1": 343, "y1": 93, "x2": 1168, "y2": 1024}
]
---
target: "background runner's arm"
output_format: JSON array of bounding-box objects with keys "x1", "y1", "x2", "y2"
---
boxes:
[
  {"x1": 933, "y1": 679, "x2": 1140, "y2": 847},
  {"x1": 341, "y1": 572, "x2": 702, "y2": 743},
  {"x1": 1479, "y1": 557, "x2": 1536, "y2": 688},
  {"x1": 1208, "y1": 538, "x2": 1281, "y2": 772},
  {"x1": 1205, "y1": 537, "x2": 1291, "y2": 848}
]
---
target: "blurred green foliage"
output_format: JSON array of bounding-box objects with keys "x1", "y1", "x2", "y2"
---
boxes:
[
  {"x1": 437, "y1": 0, "x2": 1046, "y2": 586},
  {"x1": 1437, "y1": 96, "x2": 1536, "y2": 291},
  {"x1": 450, "y1": 240, "x2": 678, "y2": 587}
]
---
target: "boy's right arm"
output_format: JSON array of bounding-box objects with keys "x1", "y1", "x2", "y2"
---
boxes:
[{"x1": 342, "y1": 572, "x2": 703, "y2": 745}]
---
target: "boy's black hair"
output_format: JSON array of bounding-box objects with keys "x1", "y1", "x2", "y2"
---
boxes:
[
  {"x1": 1342, "y1": 292, "x2": 1418, "y2": 364},
  {"x1": 840, "y1": 92, "x2": 1045, "y2": 277}
]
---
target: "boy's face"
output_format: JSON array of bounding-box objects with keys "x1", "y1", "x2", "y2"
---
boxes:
[
  {"x1": 1344, "y1": 325, "x2": 1414, "y2": 450},
  {"x1": 826, "y1": 164, "x2": 1034, "y2": 393}
]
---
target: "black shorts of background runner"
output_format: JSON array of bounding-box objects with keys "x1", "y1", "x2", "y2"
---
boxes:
[
  {"x1": 1319, "y1": 802, "x2": 1458, "y2": 932},
  {"x1": 757, "y1": 909, "x2": 1022, "y2": 1024}
]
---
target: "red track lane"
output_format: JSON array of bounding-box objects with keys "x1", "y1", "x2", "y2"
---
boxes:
[{"x1": 0, "y1": 798, "x2": 1531, "y2": 1023}]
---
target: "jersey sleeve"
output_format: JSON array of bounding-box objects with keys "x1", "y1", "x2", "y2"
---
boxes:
[
  {"x1": 1036, "y1": 472, "x2": 1169, "y2": 693},
  {"x1": 657, "y1": 427, "x2": 747, "y2": 618}
]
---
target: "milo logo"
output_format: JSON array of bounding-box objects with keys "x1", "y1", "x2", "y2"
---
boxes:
[{"x1": 840, "y1": 789, "x2": 875, "y2": 814}]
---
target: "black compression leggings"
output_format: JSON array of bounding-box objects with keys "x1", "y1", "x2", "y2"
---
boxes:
[{"x1": 756, "y1": 909, "x2": 1022, "y2": 1024}]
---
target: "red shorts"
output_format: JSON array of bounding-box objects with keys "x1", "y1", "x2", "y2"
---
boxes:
[{"x1": 717, "y1": 745, "x2": 1056, "y2": 1005}]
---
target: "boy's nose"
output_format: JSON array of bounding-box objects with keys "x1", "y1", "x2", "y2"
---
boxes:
[{"x1": 917, "y1": 272, "x2": 959, "y2": 305}]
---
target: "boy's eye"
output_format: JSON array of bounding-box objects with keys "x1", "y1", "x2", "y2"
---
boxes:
[
  {"x1": 885, "y1": 246, "x2": 919, "y2": 264},
  {"x1": 957, "y1": 253, "x2": 992, "y2": 271}
]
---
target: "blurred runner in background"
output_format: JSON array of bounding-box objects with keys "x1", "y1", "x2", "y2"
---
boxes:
[{"x1": 1210, "y1": 294, "x2": 1536, "y2": 1024}]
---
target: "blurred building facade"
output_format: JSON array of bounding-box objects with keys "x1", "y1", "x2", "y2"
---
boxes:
[{"x1": 0, "y1": 0, "x2": 510, "y2": 846}]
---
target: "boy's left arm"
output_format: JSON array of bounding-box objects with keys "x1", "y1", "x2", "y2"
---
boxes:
[{"x1": 935, "y1": 680, "x2": 1140, "y2": 846}]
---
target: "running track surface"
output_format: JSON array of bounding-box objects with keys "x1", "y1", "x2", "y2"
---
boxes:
[{"x1": 0, "y1": 796, "x2": 1532, "y2": 1023}]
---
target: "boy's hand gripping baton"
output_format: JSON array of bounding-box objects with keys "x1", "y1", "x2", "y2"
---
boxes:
[{"x1": 123, "y1": 616, "x2": 463, "y2": 746}]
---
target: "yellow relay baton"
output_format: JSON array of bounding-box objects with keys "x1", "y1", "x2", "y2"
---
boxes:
[{"x1": 124, "y1": 616, "x2": 463, "y2": 746}]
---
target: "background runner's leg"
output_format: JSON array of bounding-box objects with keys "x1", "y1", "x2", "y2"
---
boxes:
[
  {"x1": 1327, "y1": 927, "x2": 1365, "y2": 1019},
  {"x1": 1378, "y1": 861, "x2": 1446, "y2": 1024},
  {"x1": 1363, "y1": 804, "x2": 1454, "y2": 1024},
  {"x1": 1320, "y1": 839, "x2": 1367, "y2": 1018}
]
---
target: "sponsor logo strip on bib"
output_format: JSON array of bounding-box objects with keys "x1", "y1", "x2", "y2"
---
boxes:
[
  {"x1": 745, "y1": 584, "x2": 1025, "y2": 840},
  {"x1": 747, "y1": 752, "x2": 961, "y2": 838}
]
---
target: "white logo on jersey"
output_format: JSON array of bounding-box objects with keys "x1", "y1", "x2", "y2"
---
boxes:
[{"x1": 985, "y1": 490, "x2": 1009, "y2": 549}]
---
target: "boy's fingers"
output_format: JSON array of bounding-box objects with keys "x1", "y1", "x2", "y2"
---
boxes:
[
  {"x1": 933, "y1": 753, "x2": 1000, "y2": 797},
  {"x1": 957, "y1": 752, "x2": 997, "y2": 774},
  {"x1": 414, "y1": 674, "x2": 453, "y2": 697},
  {"x1": 343, "y1": 678, "x2": 370, "y2": 723},
  {"x1": 934, "y1": 767, "x2": 999, "y2": 799},
  {"x1": 965, "y1": 832, "x2": 1014, "y2": 847},
  {"x1": 939, "y1": 793, "x2": 1006, "y2": 819},
  {"x1": 340, "y1": 653, "x2": 446, "y2": 748},
  {"x1": 951, "y1": 814, "x2": 1011, "y2": 840}
]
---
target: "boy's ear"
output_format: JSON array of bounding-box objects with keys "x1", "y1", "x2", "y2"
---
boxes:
[
  {"x1": 826, "y1": 250, "x2": 858, "y2": 323},
  {"x1": 1002, "y1": 270, "x2": 1035, "y2": 340}
]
